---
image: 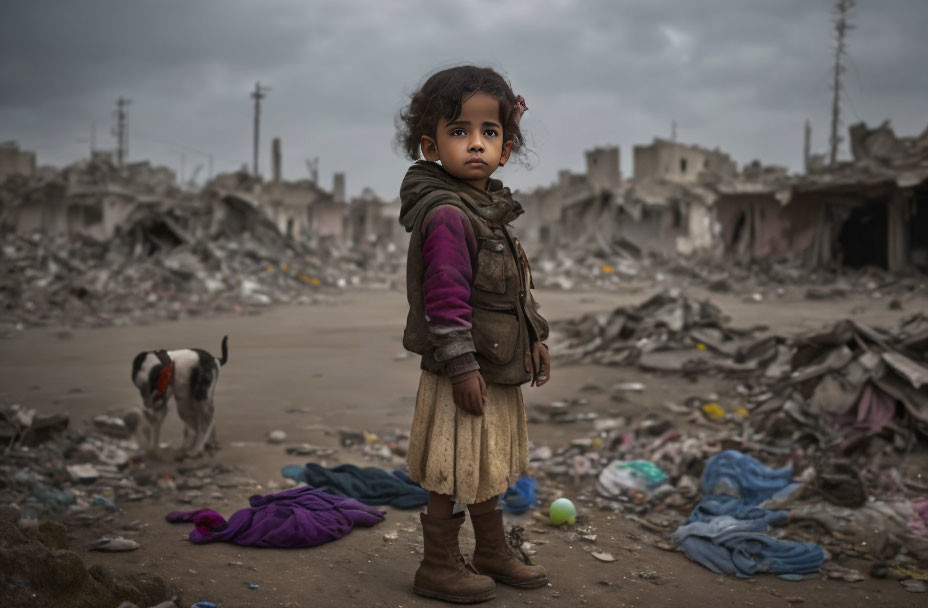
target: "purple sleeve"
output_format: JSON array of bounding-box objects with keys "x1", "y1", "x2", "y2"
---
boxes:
[
  {"x1": 423, "y1": 206, "x2": 477, "y2": 328},
  {"x1": 421, "y1": 206, "x2": 479, "y2": 368}
]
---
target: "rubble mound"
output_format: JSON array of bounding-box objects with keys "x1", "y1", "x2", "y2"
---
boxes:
[
  {"x1": 0, "y1": 506, "x2": 177, "y2": 608},
  {"x1": 0, "y1": 158, "x2": 403, "y2": 330},
  {"x1": 550, "y1": 289, "x2": 764, "y2": 371}
]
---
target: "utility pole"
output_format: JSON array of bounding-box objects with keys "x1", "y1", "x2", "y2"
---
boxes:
[
  {"x1": 671, "y1": 119, "x2": 677, "y2": 142},
  {"x1": 90, "y1": 122, "x2": 96, "y2": 154},
  {"x1": 251, "y1": 82, "x2": 270, "y2": 177},
  {"x1": 829, "y1": 0, "x2": 854, "y2": 166},
  {"x1": 113, "y1": 97, "x2": 131, "y2": 166},
  {"x1": 804, "y1": 120, "x2": 812, "y2": 173}
]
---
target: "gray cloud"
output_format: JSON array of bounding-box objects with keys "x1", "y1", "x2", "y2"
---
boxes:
[{"x1": 1, "y1": 0, "x2": 925, "y2": 198}]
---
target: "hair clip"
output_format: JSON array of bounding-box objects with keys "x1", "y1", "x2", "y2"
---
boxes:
[{"x1": 514, "y1": 95, "x2": 528, "y2": 125}]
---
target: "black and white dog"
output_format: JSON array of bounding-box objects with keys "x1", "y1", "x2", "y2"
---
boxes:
[{"x1": 131, "y1": 336, "x2": 228, "y2": 458}]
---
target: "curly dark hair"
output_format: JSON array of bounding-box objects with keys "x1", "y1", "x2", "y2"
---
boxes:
[{"x1": 396, "y1": 65, "x2": 527, "y2": 162}]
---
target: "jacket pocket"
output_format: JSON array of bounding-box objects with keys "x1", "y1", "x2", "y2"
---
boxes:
[
  {"x1": 472, "y1": 238, "x2": 508, "y2": 294},
  {"x1": 472, "y1": 304, "x2": 519, "y2": 365}
]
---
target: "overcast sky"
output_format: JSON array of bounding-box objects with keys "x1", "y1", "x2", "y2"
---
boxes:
[{"x1": 1, "y1": 0, "x2": 925, "y2": 199}]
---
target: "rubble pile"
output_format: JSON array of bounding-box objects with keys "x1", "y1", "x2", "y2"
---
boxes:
[
  {"x1": 0, "y1": 404, "x2": 261, "y2": 522},
  {"x1": 0, "y1": 506, "x2": 179, "y2": 608},
  {"x1": 531, "y1": 241, "x2": 926, "y2": 300},
  {"x1": 0, "y1": 158, "x2": 404, "y2": 330},
  {"x1": 550, "y1": 290, "x2": 766, "y2": 371},
  {"x1": 532, "y1": 237, "x2": 664, "y2": 290},
  {"x1": 536, "y1": 294, "x2": 928, "y2": 582}
]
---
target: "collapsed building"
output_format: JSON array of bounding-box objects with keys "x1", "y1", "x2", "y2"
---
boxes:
[
  {"x1": 716, "y1": 121, "x2": 928, "y2": 273},
  {"x1": 2, "y1": 151, "x2": 178, "y2": 241},
  {"x1": 0, "y1": 142, "x2": 404, "y2": 328},
  {"x1": 516, "y1": 121, "x2": 927, "y2": 276},
  {"x1": 0, "y1": 140, "x2": 37, "y2": 180},
  {"x1": 516, "y1": 139, "x2": 734, "y2": 259}
]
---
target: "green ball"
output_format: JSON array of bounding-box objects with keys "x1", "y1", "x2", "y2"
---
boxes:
[{"x1": 549, "y1": 497, "x2": 576, "y2": 525}]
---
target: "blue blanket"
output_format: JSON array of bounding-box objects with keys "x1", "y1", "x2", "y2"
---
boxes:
[
  {"x1": 282, "y1": 463, "x2": 429, "y2": 509},
  {"x1": 672, "y1": 450, "x2": 824, "y2": 578}
]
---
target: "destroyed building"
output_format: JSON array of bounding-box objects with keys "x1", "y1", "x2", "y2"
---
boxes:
[
  {"x1": 633, "y1": 138, "x2": 738, "y2": 183},
  {"x1": 2, "y1": 151, "x2": 179, "y2": 241},
  {"x1": 345, "y1": 188, "x2": 406, "y2": 252},
  {"x1": 517, "y1": 139, "x2": 734, "y2": 259},
  {"x1": 715, "y1": 121, "x2": 928, "y2": 273},
  {"x1": 621, "y1": 178, "x2": 718, "y2": 256},
  {"x1": 0, "y1": 140, "x2": 36, "y2": 180},
  {"x1": 515, "y1": 146, "x2": 622, "y2": 247},
  {"x1": 0, "y1": 144, "x2": 404, "y2": 328}
]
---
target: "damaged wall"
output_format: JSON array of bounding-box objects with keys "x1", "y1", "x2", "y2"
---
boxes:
[
  {"x1": 0, "y1": 141, "x2": 37, "y2": 180},
  {"x1": 633, "y1": 138, "x2": 737, "y2": 183}
]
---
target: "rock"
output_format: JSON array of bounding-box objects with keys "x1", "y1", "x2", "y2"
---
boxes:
[
  {"x1": 266, "y1": 430, "x2": 287, "y2": 444},
  {"x1": 591, "y1": 552, "x2": 615, "y2": 562},
  {"x1": 37, "y1": 519, "x2": 69, "y2": 550},
  {"x1": 901, "y1": 579, "x2": 927, "y2": 593},
  {"x1": 67, "y1": 463, "x2": 100, "y2": 483},
  {"x1": 89, "y1": 536, "x2": 140, "y2": 552}
]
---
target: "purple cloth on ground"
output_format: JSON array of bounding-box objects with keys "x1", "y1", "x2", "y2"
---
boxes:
[
  {"x1": 839, "y1": 383, "x2": 896, "y2": 433},
  {"x1": 422, "y1": 206, "x2": 477, "y2": 329},
  {"x1": 165, "y1": 485, "x2": 385, "y2": 548}
]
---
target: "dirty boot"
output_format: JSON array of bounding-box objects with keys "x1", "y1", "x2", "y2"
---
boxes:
[
  {"x1": 470, "y1": 508, "x2": 549, "y2": 588},
  {"x1": 414, "y1": 511, "x2": 496, "y2": 604}
]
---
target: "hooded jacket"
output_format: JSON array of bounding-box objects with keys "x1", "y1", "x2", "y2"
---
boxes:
[{"x1": 399, "y1": 161, "x2": 548, "y2": 386}]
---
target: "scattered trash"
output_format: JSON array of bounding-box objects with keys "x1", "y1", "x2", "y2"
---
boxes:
[
  {"x1": 88, "y1": 536, "x2": 140, "y2": 552},
  {"x1": 596, "y1": 460, "x2": 668, "y2": 499},
  {"x1": 591, "y1": 551, "x2": 616, "y2": 562},
  {"x1": 500, "y1": 476, "x2": 538, "y2": 514},
  {"x1": 901, "y1": 579, "x2": 926, "y2": 593}
]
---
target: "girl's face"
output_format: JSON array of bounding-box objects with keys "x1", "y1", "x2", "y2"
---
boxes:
[{"x1": 420, "y1": 92, "x2": 513, "y2": 190}]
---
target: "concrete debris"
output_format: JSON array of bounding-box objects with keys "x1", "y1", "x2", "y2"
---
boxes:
[
  {"x1": 531, "y1": 291, "x2": 928, "y2": 574},
  {"x1": 0, "y1": 505, "x2": 179, "y2": 607},
  {"x1": 0, "y1": 155, "x2": 404, "y2": 330},
  {"x1": 0, "y1": 402, "x2": 257, "y2": 529},
  {"x1": 550, "y1": 289, "x2": 765, "y2": 371},
  {"x1": 89, "y1": 535, "x2": 141, "y2": 552}
]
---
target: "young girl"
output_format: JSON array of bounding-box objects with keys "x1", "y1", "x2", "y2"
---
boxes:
[{"x1": 396, "y1": 65, "x2": 551, "y2": 604}]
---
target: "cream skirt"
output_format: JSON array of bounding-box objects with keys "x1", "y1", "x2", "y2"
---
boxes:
[{"x1": 406, "y1": 370, "x2": 529, "y2": 505}]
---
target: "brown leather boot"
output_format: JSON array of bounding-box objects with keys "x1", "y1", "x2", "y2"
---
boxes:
[
  {"x1": 414, "y1": 511, "x2": 496, "y2": 604},
  {"x1": 470, "y1": 508, "x2": 549, "y2": 588}
]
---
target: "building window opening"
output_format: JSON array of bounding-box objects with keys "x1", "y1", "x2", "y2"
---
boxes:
[{"x1": 680, "y1": 158, "x2": 688, "y2": 173}]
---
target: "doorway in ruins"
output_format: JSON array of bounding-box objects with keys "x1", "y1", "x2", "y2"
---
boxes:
[
  {"x1": 837, "y1": 202, "x2": 888, "y2": 269},
  {"x1": 911, "y1": 183, "x2": 928, "y2": 271}
]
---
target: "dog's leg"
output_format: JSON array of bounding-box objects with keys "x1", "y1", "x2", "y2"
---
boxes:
[
  {"x1": 143, "y1": 405, "x2": 168, "y2": 458},
  {"x1": 206, "y1": 422, "x2": 219, "y2": 452},
  {"x1": 187, "y1": 398, "x2": 216, "y2": 458}
]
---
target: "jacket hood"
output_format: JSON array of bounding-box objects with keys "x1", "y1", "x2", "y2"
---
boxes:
[{"x1": 398, "y1": 161, "x2": 524, "y2": 232}]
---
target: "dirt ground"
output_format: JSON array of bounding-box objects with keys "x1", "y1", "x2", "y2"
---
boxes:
[{"x1": 1, "y1": 285, "x2": 925, "y2": 608}]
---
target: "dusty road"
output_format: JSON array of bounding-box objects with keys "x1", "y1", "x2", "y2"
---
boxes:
[{"x1": 1, "y1": 286, "x2": 924, "y2": 607}]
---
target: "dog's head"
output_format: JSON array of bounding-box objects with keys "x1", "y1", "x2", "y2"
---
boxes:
[{"x1": 131, "y1": 349, "x2": 175, "y2": 409}]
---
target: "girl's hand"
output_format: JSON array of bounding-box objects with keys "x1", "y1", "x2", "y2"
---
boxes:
[
  {"x1": 450, "y1": 370, "x2": 488, "y2": 416},
  {"x1": 532, "y1": 342, "x2": 551, "y2": 387}
]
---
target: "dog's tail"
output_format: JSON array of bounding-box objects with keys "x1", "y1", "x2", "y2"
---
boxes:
[{"x1": 218, "y1": 335, "x2": 229, "y2": 366}]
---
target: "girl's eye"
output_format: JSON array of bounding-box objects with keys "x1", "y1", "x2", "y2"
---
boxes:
[
  {"x1": 484, "y1": 129, "x2": 498, "y2": 137},
  {"x1": 450, "y1": 128, "x2": 466, "y2": 136}
]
